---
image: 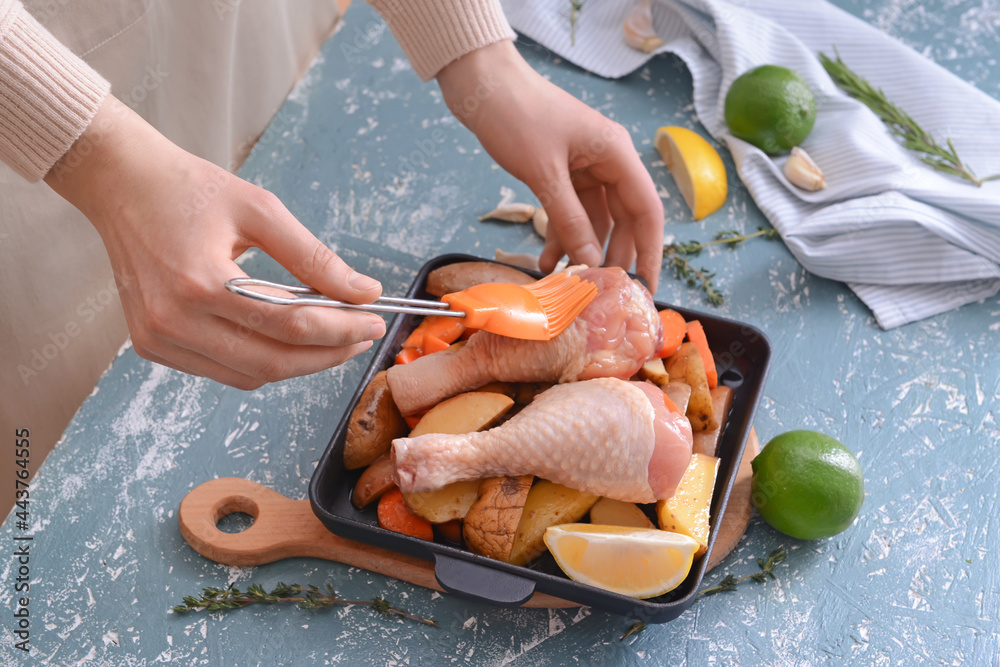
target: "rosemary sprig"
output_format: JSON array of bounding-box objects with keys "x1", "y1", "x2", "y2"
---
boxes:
[
  {"x1": 663, "y1": 227, "x2": 779, "y2": 305},
  {"x1": 819, "y1": 50, "x2": 999, "y2": 187},
  {"x1": 569, "y1": 1, "x2": 584, "y2": 46},
  {"x1": 697, "y1": 546, "x2": 788, "y2": 597},
  {"x1": 172, "y1": 582, "x2": 437, "y2": 626}
]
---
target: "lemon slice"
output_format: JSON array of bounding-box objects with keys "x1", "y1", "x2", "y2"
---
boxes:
[
  {"x1": 543, "y1": 524, "x2": 699, "y2": 598},
  {"x1": 654, "y1": 126, "x2": 728, "y2": 220}
]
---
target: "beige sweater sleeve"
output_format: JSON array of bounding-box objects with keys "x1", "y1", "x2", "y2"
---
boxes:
[
  {"x1": 369, "y1": 0, "x2": 516, "y2": 82},
  {"x1": 0, "y1": 0, "x2": 110, "y2": 182}
]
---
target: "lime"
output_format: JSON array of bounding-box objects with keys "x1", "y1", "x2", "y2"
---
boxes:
[
  {"x1": 751, "y1": 430, "x2": 864, "y2": 540},
  {"x1": 724, "y1": 65, "x2": 817, "y2": 154}
]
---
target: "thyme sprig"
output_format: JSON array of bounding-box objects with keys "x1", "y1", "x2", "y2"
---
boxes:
[
  {"x1": 697, "y1": 546, "x2": 788, "y2": 597},
  {"x1": 569, "y1": 1, "x2": 584, "y2": 46},
  {"x1": 620, "y1": 621, "x2": 647, "y2": 641},
  {"x1": 664, "y1": 227, "x2": 780, "y2": 306},
  {"x1": 172, "y1": 582, "x2": 437, "y2": 626},
  {"x1": 819, "y1": 50, "x2": 999, "y2": 187}
]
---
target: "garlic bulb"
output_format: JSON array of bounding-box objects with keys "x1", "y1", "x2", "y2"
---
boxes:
[
  {"x1": 624, "y1": 0, "x2": 664, "y2": 54},
  {"x1": 784, "y1": 146, "x2": 827, "y2": 191}
]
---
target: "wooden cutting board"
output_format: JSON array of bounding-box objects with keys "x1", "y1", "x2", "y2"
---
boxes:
[{"x1": 178, "y1": 429, "x2": 758, "y2": 608}]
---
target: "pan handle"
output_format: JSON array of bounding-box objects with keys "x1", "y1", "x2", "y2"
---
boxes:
[{"x1": 433, "y1": 553, "x2": 536, "y2": 607}]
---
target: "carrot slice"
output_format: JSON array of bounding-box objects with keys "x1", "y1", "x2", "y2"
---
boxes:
[
  {"x1": 395, "y1": 347, "x2": 422, "y2": 365},
  {"x1": 402, "y1": 316, "x2": 466, "y2": 349},
  {"x1": 685, "y1": 320, "x2": 717, "y2": 389},
  {"x1": 377, "y1": 488, "x2": 434, "y2": 541},
  {"x1": 435, "y1": 519, "x2": 464, "y2": 544},
  {"x1": 421, "y1": 334, "x2": 450, "y2": 355},
  {"x1": 658, "y1": 309, "x2": 687, "y2": 358},
  {"x1": 662, "y1": 394, "x2": 682, "y2": 415}
]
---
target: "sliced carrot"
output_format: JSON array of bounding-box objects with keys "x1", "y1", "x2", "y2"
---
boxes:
[
  {"x1": 662, "y1": 394, "x2": 682, "y2": 415},
  {"x1": 658, "y1": 309, "x2": 687, "y2": 358},
  {"x1": 435, "y1": 519, "x2": 463, "y2": 544},
  {"x1": 421, "y1": 334, "x2": 450, "y2": 355},
  {"x1": 685, "y1": 320, "x2": 718, "y2": 389},
  {"x1": 402, "y1": 316, "x2": 466, "y2": 349},
  {"x1": 377, "y1": 488, "x2": 434, "y2": 541},
  {"x1": 395, "y1": 347, "x2": 422, "y2": 365}
]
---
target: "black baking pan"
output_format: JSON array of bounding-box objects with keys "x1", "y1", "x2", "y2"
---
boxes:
[{"x1": 309, "y1": 253, "x2": 771, "y2": 622}]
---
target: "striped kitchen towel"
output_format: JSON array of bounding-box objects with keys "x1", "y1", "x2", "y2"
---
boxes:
[{"x1": 501, "y1": 0, "x2": 1000, "y2": 329}]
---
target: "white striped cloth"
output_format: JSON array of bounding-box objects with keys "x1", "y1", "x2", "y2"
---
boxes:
[{"x1": 501, "y1": 0, "x2": 1000, "y2": 328}]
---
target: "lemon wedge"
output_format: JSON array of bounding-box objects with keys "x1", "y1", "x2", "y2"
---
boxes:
[
  {"x1": 654, "y1": 126, "x2": 728, "y2": 220},
  {"x1": 543, "y1": 524, "x2": 699, "y2": 598}
]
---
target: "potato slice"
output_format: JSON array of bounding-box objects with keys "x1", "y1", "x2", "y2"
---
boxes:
[
  {"x1": 508, "y1": 480, "x2": 598, "y2": 566},
  {"x1": 639, "y1": 357, "x2": 669, "y2": 386},
  {"x1": 344, "y1": 370, "x2": 408, "y2": 470},
  {"x1": 692, "y1": 385, "x2": 734, "y2": 457},
  {"x1": 662, "y1": 381, "x2": 692, "y2": 416},
  {"x1": 401, "y1": 392, "x2": 515, "y2": 522},
  {"x1": 656, "y1": 453, "x2": 720, "y2": 558},
  {"x1": 589, "y1": 497, "x2": 655, "y2": 529},
  {"x1": 407, "y1": 391, "x2": 514, "y2": 437},
  {"x1": 665, "y1": 342, "x2": 717, "y2": 431},
  {"x1": 425, "y1": 261, "x2": 533, "y2": 297},
  {"x1": 352, "y1": 453, "x2": 396, "y2": 509},
  {"x1": 463, "y1": 475, "x2": 534, "y2": 560}
]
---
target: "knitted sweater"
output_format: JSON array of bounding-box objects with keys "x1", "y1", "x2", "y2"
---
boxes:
[{"x1": 0, "y1": 0, "x2": 514, "y2": 183}]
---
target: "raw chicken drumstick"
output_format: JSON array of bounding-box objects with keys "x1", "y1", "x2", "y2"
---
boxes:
[
  {"x1": 386, "y1": 266, "x2": 662, "y2": 416},
  {"x1": 392, "y1": 378, "x2": 693, "y2": 503}
]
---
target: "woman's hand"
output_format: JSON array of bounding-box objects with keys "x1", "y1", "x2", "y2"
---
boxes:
[
  {"x1": 45, "y1": 96, "x2": 386, "y2": 390},
  {"x1": 436, "y1": 40, "x2": 665, "y2": 292}
]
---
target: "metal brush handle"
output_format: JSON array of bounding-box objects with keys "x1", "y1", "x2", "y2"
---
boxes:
[{"x1": 224, "y1": 278, "x2": 466, "y2": 318}]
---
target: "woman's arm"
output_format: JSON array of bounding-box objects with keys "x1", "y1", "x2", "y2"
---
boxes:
[{"x1": 371, "y1": 0, "x2": 665, "y2": 291}]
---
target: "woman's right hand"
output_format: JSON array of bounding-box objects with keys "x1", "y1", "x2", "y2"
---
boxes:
[{"x1": 45, "y1": 96, "x2": 386, "y2": 390}]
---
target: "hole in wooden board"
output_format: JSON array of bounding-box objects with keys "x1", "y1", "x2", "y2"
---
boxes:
[{"x1": 216, "y1": 512, "x2": 256, "y2": 534}]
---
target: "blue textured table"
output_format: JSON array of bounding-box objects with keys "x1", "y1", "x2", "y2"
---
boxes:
[{"x1": 3, "y1": 1, "x2": 999, "y2": 664}]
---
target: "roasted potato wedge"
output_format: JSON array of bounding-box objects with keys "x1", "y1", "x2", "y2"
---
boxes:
[
  {"x1": 463, "y1": 475, "x2": 534, "y2": 560},
  {"x1": 401, "y1": 391, "x2": 515, "y2": 522},
  {"x1": 692, "y1": 385, "x2": 734, "y2": 457},
  {"x1": 589, "y1": 497, "x2": 655, "y2": 529},
  {"x1": 352, "y1": 453, "x2": 396, "y2": 509},
  {"x1": 508, "y1": 480, "x2": 598, "y2": 566},
  {"x1": 665, "y1": 342, "x2": 718, "y2": 431},
  {"x1": 344, "y1": 370, "x2": 408, "y2": 470},
  {"x1": 639, "y1": 357, "x2": 670, "y2": 386},
  {"x1": 425, "y1": 261, "x2": 533, "y2": 297}
]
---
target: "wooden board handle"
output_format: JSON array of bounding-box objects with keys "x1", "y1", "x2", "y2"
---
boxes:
[{"x1": 177, "y1": 476, "x2": 576, "y2": 608}]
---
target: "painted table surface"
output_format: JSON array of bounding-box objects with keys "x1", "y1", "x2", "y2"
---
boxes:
[{"x1": 3, "y1": 1, "x2": 999, "y2": 665}]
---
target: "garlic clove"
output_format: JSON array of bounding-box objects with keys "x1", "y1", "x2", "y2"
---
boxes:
[
  {"x1": 479, "y1": 203, "x2": 536, "y2": 223},
  {"x1": 624, "y1": 0, "x2": 664, "y2": 53},
  {"x1": 532, "y1": 207, "x2": 549, "y2": 239},
  {"x1": 784, "y1": 146, "x2": 827, "y2": 191},
  {"x1": 495, "y1": 250, "x2": 541, "y2": 271}
]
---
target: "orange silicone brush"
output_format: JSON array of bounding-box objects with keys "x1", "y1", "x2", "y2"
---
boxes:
[{"x1": 225, "y1": 272, "x2": 597, "y2": 341}]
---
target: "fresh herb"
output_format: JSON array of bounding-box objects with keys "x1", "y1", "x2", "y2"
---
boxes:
[
  {"x1": 569, "y1": 1, "x2": 584, "y2": 46},
  {"x1": 697, "y1": 546, "x2": 788, "y2": 597},
  {"x1": 819, "y1": 50, "x2": 999, "y2": 187},
  {"x1": 172, "y1": 582, "x2": 437, "y2": 626},
  {"x1": 663, "y1": 227, "x2": 779, "y2": 306},
  {"x1": 620, "y1": 621, "x2": 647, "y2": 641}
]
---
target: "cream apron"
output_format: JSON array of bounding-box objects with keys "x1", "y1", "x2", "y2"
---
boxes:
[{"x1": 0, "y1": 0, "x2": 343, "y2": 492}]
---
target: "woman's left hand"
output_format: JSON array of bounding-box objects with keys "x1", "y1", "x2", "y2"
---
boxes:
[{"x1": 436, "y1": 40, "x2": 665, "y2": 293}]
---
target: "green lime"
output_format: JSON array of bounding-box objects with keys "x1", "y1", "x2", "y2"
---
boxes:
[
  {"x1": 724, "y1": 65, "x2": 817, "y2": 154},
  {"x1": 751, "y1": 430, "x2": 864, "y2": 540}
]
